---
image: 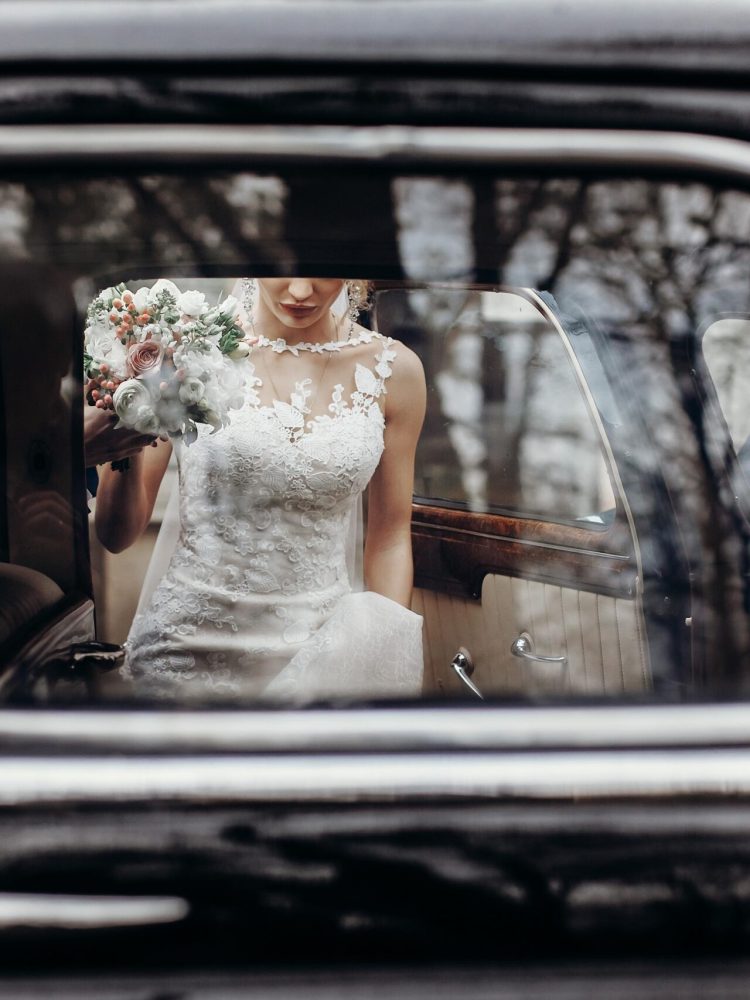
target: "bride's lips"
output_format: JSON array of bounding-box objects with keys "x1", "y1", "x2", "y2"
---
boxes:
[{"x1": 280, "y1": 302, "x2": 317, "y2": 318}]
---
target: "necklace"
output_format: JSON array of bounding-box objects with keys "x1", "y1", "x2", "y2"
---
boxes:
[
  {"x1": 256, "y1": 309, "x2": 342, "y2": 419},
  {"x1": 253, "y1": 328, "x2": 375, "y2": 357}
]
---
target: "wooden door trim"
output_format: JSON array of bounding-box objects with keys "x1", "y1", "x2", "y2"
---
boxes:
[{"x1": 412, "y1": 504, "x2": 635, "y2": 600}]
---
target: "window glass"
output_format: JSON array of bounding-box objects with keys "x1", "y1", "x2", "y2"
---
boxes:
[
  {"x1": 377, "y1": 287, "x2": 615, "y2": 523},
  {"x1": 1, "y1": 168, "x2": 749, "y2": 703}
]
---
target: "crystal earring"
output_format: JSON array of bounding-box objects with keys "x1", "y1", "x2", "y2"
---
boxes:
[
  {"x1": 346, "y1": 280, "x2": 363, "y2": 336},
  {"x1": 241, "y1": 277, "x2": 256, "y2": 329}
]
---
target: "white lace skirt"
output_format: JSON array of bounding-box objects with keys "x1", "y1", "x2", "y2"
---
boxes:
[
  {"x1": 125, "y1": 586, "x2": 423, "y2": 704},
  {"x1": 262, "y1": 591, "x2": 424, "y2": 703}
]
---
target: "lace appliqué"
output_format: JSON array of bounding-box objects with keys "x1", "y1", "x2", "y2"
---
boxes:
[
  {"x1": 124, "y1": 335, "x2": 423, "y2": 702},
  {"x1": 328, "y1": 338, "x2": 395, "y2": 419},
  {"x1": 254, "y1": 329, "x2": 376, "y2": 356}
]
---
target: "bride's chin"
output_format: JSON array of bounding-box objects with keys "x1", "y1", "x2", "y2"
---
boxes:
[
  {"x1": 280, "y1": 316, "x2": 316, "y2": 326},
  {"x1": 278, "y1": 314, "x2": 323, "y2": 329}
]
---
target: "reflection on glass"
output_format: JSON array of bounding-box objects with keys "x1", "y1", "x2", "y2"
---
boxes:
[
  {"x1": 703, "y1": 317, "x2": 750, "y2": 451},
  {"x1": 378, "y1": 288, "x2": 615, "y2": 524},
  {"x1": 2, "y1": 170, "x2": 750, "y2": 703}
]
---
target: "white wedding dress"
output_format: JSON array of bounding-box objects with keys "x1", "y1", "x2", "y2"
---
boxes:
[{"x1": 123, "y1": 331, "x2": 424, "y2": 703}]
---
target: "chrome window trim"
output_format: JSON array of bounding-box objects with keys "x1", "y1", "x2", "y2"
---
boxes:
[
  {"x1": 0, "y1": 894, "x2": 188, "y2": 930},
  {"x1": 3, "y1": 705, "x2": 750, "y2": 753},
  {"x1": 2, "y1": 749, "x2": 750, "y2": 804},
  {"x1": 1, "y1": 126, "x2": 750, "y2": 179}
]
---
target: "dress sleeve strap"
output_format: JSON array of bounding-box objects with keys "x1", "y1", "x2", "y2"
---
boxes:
[{"x1": 352, "y1": 335, "x2": 398, "y2": 405}]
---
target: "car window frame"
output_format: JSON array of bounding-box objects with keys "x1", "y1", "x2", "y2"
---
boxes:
[{"x1": 2, "y1": 122, "x2": 750, "y2": 722}]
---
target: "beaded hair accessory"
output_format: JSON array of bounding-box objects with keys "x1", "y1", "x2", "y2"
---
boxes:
[{"x1": 241, "y1": 277, "x2": 256, "y2": 324}]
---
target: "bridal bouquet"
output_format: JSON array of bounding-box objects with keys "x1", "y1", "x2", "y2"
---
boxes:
[{"x1": 84, "y1": 280, "x2": 257, "y2": 452}]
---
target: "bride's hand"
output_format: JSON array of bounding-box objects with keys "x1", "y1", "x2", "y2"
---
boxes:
[{"x1": 83, "y1": 406, "x2": 156, "y2": 467}]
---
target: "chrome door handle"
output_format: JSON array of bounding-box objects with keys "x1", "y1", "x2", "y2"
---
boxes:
[
  {"x1": 450, "y1": 647, "x2": 484, "y2": 700},
  {"x1": 510, "y1": 633, "x2": 567, "y2": 666}
]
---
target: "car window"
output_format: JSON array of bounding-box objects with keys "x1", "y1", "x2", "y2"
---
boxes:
[
  {"x1": 1, "y1": 165, "x2": 750, "y2": 703},
  {"x1": 377, "y1": 287, "x2": 615, "y2": 524}
]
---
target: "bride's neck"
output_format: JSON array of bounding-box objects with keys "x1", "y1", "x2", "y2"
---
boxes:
[{"x1": 254, "y1": 300, "x2": 340, "y2": 346}]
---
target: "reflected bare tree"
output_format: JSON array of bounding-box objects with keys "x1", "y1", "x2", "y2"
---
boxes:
[
  {"x1": 495, "y1": 177, "x2": 750, "y2": 689},
  {"x1": 0, "y1": 173, "x2": 291, "y2": 280}
]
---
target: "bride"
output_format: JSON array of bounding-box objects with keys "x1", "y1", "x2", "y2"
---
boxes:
[{"x1": 94, "y1": 277, "x2": 427, "y2": 702}]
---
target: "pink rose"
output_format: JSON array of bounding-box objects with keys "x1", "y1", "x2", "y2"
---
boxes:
[{"x1": 127, "y1": 340, "x2": 163, "y2": 378}]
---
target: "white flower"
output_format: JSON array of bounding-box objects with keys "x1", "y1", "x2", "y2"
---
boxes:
[
  {"x1": 229, "y1": 342, "x2": 250, "y2": 360},
  {"x1": 132, "y1": 404, "x2": 161, "y2": 436},
  {"x1": 178, "y1": 376, "x2": 206, "y2": 405},
  {"x1": 218, "y1": 355, "x2": 251, "y2": 409},
  {"x1": 85, "y1": 322, "x2": 128, "y2": 379},
  {"x1": 177, "y1": 289, "x2": 207, "y2": 317},
  {"x1": 218, "y1": 294, "x2": 240, "y2": 319},
  {"x1": 200, "y1": 380, "x2": 226, "y2": 428},
  {"x1": 132, "y1": 286, "x2": 150, "y2": 312},
  {"x1": 97, "y1": 286, "x2": 120, "y2": 306},
  {"x1": 174, "y1": 342, "x2": 225, "y2": 378},
  {"x1": 147, "y1": 279, "x2": 181, "y2": 306},
  {"x1": 112, "y1": 378, "x2": 155, "y2": 429},
  {"x1": 198, "y1": 400, "x2": 223, "y2": 431}
]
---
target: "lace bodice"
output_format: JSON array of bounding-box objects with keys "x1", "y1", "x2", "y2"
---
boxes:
[
  {"x1": 174, "y1": 337, "x2": 393, "y2": 601},
  {"x1": 125, "y1": 333, "x2": 424, "y2": 702}
]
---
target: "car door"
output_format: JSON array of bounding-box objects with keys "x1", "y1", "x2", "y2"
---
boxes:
[{"x1": 372, "y1": 283, "x2": 649, "y2": 700}]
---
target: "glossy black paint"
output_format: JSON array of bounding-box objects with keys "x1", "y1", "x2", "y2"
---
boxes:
[
  {"x1": 0, "y1": 2, "x2": 749, "y2": 139},
  {"x1": 3, "y1": 0, "x2": 750, "y2": 984},
  {"x1": 2, "y1": 78, "x2": 750, "y2": 140},
  {"x1": 1, "y1": 1, "x2": 750, "y2": 78},
  {"x1": 2, "y1": 796, "x2": 750, "y2": 970}
]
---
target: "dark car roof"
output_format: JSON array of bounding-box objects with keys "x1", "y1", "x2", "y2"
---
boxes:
[
  {"x1": 2, "y1": 0, "x2": 750, "y2": 79},
  {"x1": 2, "y1": 1, "x2": 750, "y2": 140}
]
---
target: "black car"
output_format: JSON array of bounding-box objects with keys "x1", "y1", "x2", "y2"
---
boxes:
[{"x1": 2, "y1": 1, "x2": 750, "y2": 994}]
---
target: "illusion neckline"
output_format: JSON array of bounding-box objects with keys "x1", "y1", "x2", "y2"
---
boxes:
[{"x1": 251, "y1": 329, "x2": 380, "y2": 357}]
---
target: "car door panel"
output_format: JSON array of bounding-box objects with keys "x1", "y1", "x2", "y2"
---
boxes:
[{"x1": 415, "y1": 576, "x2": 649, "y2": 697}]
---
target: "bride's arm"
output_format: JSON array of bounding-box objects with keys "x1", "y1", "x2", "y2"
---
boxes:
[
  {"x1": 95, "y1": 439, "x2": 173, "y2": 553},
  {"x1": 364, "y1": 345, "x2": 426, "y2": 607}
]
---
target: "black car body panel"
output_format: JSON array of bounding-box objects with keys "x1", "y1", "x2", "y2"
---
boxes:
[
  {"x1": 3, "y1": 0, "x2": 750, "y2": 990},
  {"x1": 0, "y1": 0, "x2": 750, "y2": 140}
]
